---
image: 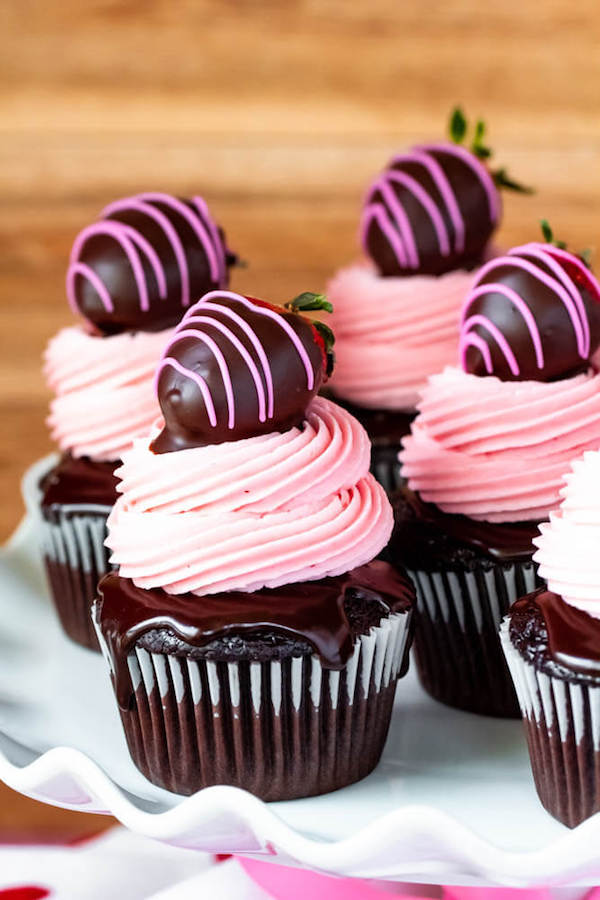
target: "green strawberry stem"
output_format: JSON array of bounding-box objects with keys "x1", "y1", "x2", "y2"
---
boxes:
[
  {"x1": 471, "y1": 118, "x2": 492, "y2": 159},
  {"x1": 449, "y1": 107, "x2": 490, "y2": 157},
  {"x1": 284, "y1": 292, "x2": 335, "y2": 376},
  {"x1": 540, "y1": 219, "x2": 593, "y2": 268},
  {"x1": 448, "y1": 106, "x2": 534, "y2": 192},
  {"x1": 493, "y1": 167, "x2": 534, "y2": 194},
  {"x1": 449, "y1": 107, "x2": 467, "y2": 144},
  {"x1": 540, "y1": 219, "x2": 567, "y2": 249},
  {"x1": 286, "y1": 292, "x2": 333, "y2": 314},
  {"x1": 313, "y1": 321, "x2": 335, "y2": 377},
  {"x1": 312, "y1": 320, "x2": 335, "y2": 351},
  {"x1": 226, "y1": 250, "x2": 247, "y2": 268}
]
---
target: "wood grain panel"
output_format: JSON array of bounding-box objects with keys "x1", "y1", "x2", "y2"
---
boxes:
[{"x1": 0, "y1": 0, "x2": 599, "y2": 836}]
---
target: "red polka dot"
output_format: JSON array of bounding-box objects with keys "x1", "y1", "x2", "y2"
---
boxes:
[{"x1": 0, "y1": 887, "x2": 51, "y2": 899}]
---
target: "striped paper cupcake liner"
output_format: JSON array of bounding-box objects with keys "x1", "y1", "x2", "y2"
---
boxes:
[
  {"x1": 501, "y1": 619, "x2": 600, "y2": 828},
  {"x1": 97, "y1": 610, "x2": 413, "y2": 800},
  {"x1": 406, "y1": 559, "x2": 539, "y2": 718},
  {"x1": 40, "y1": 505, "x2": 113, "y2": 651}
]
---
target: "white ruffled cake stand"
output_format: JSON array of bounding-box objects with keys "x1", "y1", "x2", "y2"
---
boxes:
[{"x1": 0, "y1": 456, "x2": 599, "y2": 888}]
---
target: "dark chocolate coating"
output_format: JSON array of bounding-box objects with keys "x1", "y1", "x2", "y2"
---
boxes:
[
  {"x1": 151, "y1": 295, "x2": 326, "y2": 451},
  {"x1": 390, "y1": 487, "x2": 541, "y2": 568},
  {"x1": 365, "y1": 147, "x2": 497, "y2": 277},
  {"x1": 463, "y1": 246, "x2": 600, "y2": 382},
  {"x1": 69, "y1": 196, "x2": 232, "y2": 334},
  {"x1": 95, "y1": 561, "x2": 415, "y2": 710},
  {"x1": 509, "y1": 589, "x2": 600, "y2": 684},
  {"x1": 40, "y1": 453, "x2": 119, "y2": 511}
]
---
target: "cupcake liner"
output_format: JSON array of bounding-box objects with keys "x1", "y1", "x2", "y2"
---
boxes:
[
  {"x1": 21, "y1": 454, "x2": 56, "y2": 521},
  {"x1": 501, "y1": 619, "x2": 600, "y2": 828},
  {"x1": 98, "y1": 610, "x2": 412, "y2": 800},
  {"x1": 40, "y1": 505, "x2": 113, "y2": 651},
  {"x1": 406, "y1": 559, "x2": 539, "y2": 718},
  {"x1": 370, "y1": 444, "x2": 404, "y2": 496}
]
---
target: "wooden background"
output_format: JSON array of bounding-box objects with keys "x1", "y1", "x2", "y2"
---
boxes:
[{"x1": 0, "y1": 0, "x2": 599, "y2": 839}]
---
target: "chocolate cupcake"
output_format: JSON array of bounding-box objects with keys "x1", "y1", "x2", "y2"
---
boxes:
[
  {"x1": 94, "y1": 290, "x2": 414, "y2": 799},
  {"x1": 502, "y1": 451, "x2": 600, "y2": 827},
  {"x1": 327, "y1": 108, "x2": 530, "y2": 493},
  {"x1": 394, "y1": 235, "x2": 600, "y2": 717},
  {"x1": 41, "y1": 193, "x2": 236, "y2": 650}
]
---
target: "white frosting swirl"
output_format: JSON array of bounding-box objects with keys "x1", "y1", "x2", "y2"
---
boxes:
[{"x1": 534, "y1": 451, "x2": 600, "y2": 617}]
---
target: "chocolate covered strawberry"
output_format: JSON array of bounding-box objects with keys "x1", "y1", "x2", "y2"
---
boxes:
[
  {"x1": 461, "y1": 222, "x2": 600, "y2": 382},
  {"x1": 67, "y1": 193, "x2": 237, "y2": 334},
  {"x1": 151, "y1": 290, "x2": 335, "y2": 451},
  {"x1": 361, "y1": 107, "x2": 532, "y2": 278}
]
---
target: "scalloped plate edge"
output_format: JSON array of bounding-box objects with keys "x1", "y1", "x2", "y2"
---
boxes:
[{"x1": 1, "y1": 740, "x2": 600, "y2": 885}]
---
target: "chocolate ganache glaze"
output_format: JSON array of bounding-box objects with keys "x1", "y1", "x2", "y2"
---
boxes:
[
  {"x1": 391, "y1": 487, "x2": 540, "y2": 568},
  {"x1": 66, "y1": 193, "x2": 235, "y2": 334},
  {"x1": 40, "y1": 453, "x2": 119, "y2": 511},
  {"x1": 510, "y1": 588, "x2": 600, "y2": 683},
  {"x1": 461, "y1": 242, "x2": 600, "y2": 382},
  {"x1": 96, "y1": 561, "x2": 414, "y2": 709},
  {"x1": 151, "y1": 291, "x2": 334, "y2": 451},
  {"x1": 362, "y1": 143, "x2": 500, "y2": 278}
]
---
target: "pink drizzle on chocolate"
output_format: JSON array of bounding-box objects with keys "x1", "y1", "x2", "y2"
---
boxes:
[
  {"x1": 460, "y1": 243, "x2": 600, "y2": 382},
  {"x1": 66, "y1": 193, "x2": 234, "y2": 334},
  {"x1": 151, "y1": 292, "x2": 327, "y2": 451},
  {"x1": 361, "y1": 143, "x2": 499, "y2": 277}
]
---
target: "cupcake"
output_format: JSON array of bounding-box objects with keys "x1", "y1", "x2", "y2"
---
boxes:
[
  {"x1": 394, "y1": 234, "x2": 600, "y2": 717},
  {"x1": 41, "y1": 193, "x2": 235, "y2": 650},
  {"x1": 327, "y1": 108, "x2": 530, "y2": 492},
  {"x1": 94, "y1": 290, "x2": 414, "y2": 799},
  {"x1": 502, "y1": 450, "x2": 600, "y2": 827}
]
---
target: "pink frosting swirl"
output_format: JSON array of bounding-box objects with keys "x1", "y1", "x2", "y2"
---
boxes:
[
  {"x1": 45, "y1": 325, "x2": 170, "y2": 461},
  {"x1": 106, "y1": 396, "x2": 393, "y2": 594},
  {"x1": 400, "y1": 366, "x2": 600, "y2": 522},
  {"x1": 327, "y1": 264, "x2": 473, "y2": 410},
  {"x1": 534, "y1": 451, "x2": 600, "y2": 617}
]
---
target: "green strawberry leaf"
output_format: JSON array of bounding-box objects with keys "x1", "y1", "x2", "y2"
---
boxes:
[
  {"x1": 493, "y1": 167, "x2": 535, "y2": 194},
  {"x1": 449, "y1": 107, "x2": 468, "y2": 144},
  {"x1": 286, "y1": 292, "x2": 333, "y2": 314},
  {"x1": 540, "y1": 219, "x2": 567, "y2": 249}
]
